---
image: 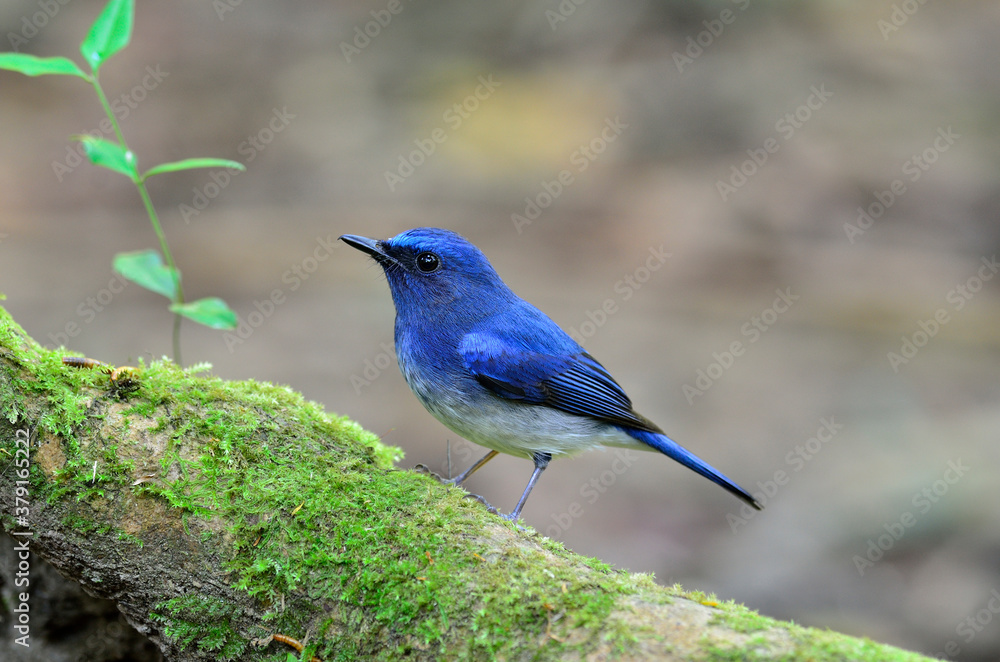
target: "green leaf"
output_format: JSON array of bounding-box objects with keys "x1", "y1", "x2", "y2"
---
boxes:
[
  {"x1": 80, "y1": 0, "x2": 133, "y2": 72},
  {"x1": 170, "y1": 298, "x2": 238, "y2": 330},
  {"x1": 0, "y1": 54, "x2": 88, "y2": 79},
  {"x1": 142, "y1": 158, "x2": 246, "y2": 180},
  {"x1": 113, "y1": 250, "x2": 179, "y2": 301},
  {"x1": 74, "y1": 135, "x2": 137, "y2": 179}
]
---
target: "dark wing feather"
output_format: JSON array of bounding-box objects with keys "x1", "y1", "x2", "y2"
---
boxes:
[{"x1": 460, "y1": 333, "x2": 661, "y2": 433}]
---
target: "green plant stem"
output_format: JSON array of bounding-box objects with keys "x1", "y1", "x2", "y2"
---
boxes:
[
  {"x1": 89, "y1": 72, "x2": 126, "y2": 146},
  {"x1": 136, "y1": 179, "x2": 185, "y2": 364},
  {"x1": 90, "y1": 72, "x2": 185, "y2": 364}
]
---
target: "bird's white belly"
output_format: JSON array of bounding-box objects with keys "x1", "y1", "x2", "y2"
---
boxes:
[
  {"x1": 413, "y1": 383, "x2": 648, "y2": 459},
  {"x1": 395, "y1": 338, "x2": 652, "y2": 458}
]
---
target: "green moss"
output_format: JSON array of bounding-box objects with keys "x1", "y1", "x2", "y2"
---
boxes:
[
  {"x1": 117, "y1": 529, "x2": 144, "y2": 547},
  {"x1": 708, "y1": 600, "x2": 772, "y2": 634},
  {"x1": 783, "y1": 627, "x2": 935, "y2": 662},
  {"x1": 700, "y1": 611, "x2": 936, "y2": 662},
  {"x1": 0, "y1": 305, "x2": 941, "y2": 661},
  {"x1": 152, "y1": 594, "x2": 249, "y2": 660},
  {"x1": 61, "y1": 512, "x2": 112, "y2": 536},
  {"x1": 0, "y1": 305, "x2": 632, "y2": 659}
]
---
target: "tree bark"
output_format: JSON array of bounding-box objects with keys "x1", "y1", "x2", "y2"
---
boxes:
[{"x1": 0, "y1": 307, "x2": 934, "y2": 661}]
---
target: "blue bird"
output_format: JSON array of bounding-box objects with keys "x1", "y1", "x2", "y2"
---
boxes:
[{"x1": 341, "y1": 228, "x2": 762, "y2": 521}]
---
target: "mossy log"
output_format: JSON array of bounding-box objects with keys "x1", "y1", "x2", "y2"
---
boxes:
[{"x1": 0, "y1": 306, "x2": 934, "y2": 662}]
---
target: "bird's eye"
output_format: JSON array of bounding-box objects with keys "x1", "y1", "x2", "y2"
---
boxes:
[{"x1": 415, "y1": 252, "x2": 441, "y2": 273}]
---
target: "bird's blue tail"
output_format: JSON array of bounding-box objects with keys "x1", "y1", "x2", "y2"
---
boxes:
[{"x1": 625, "y1": 428, "x2": 762, "y2": 510}]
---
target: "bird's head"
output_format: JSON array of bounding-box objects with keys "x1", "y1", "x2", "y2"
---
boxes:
[{"x1": 340, "y1": 228, "x2": 515, "y2": 322}]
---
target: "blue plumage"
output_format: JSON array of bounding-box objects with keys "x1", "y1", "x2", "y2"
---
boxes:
[{"x1": 341, "y1": 228, "x2": 762, "y2": 520}]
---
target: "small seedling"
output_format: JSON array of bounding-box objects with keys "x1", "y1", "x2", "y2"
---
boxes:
[{"x1": 0, "y1": 0, "x2": 244, "y2": 364}]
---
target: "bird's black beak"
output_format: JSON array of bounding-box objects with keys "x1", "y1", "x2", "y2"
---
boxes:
[
  {"x1": 339, "y1": 234, "x2": 380, "y2": 256},
  {"x1": 340, "y1": 234, "x2": 394, "y2": 264}
]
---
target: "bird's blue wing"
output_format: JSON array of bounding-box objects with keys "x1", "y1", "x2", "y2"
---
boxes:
[{"x1": 460, "y1": 332, "x2": 661, "y2": 433}]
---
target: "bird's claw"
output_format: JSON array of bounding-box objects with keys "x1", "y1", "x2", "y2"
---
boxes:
[
  {"x1": 417, "y1": 464, "x2": 525, "y2": 524},
  {"x1": 463, "y1": 492, "x2": 498, "y2": 513},
  {"x1": 414, "y1": 463, "x2": 452, "y2": 484},
  {"x1": 463, "y1": 494, "x2": 528, "y2": 528}
]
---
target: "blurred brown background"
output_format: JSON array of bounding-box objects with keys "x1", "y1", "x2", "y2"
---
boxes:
[{"x1": 1, "y1": 0, "x2": 999, "y2": 659}]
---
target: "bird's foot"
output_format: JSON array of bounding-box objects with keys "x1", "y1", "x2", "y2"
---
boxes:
[
  {"x1": 417, "y1": 467, "x2": 526, "y2": 525},
  {"x1": 463, "y1": 494, "x2": 527, "y2": 528},
  {"x1": 413, "y1": 463, "x2": 458, "y2": 485},
  {"x1": 463, "y1": 492, "x2": 499, "y2": 514}
]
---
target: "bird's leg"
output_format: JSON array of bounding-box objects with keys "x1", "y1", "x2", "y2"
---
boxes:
[
  {"x1": 415, "y1": 449, "x2": 498, "y2": 486},
  {"x1": 421, "y1": 449, "x2": 552, "y2": 523},
  {"x1": 501, "y1": 452, "x2": 551, "y2": 522},
  {"x1": 444, "y1": 449, "x2": 499, "y2": 486}
]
